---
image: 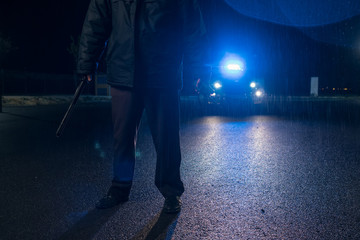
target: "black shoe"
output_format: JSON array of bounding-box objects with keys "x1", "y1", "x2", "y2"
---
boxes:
[
  {"x1": 163, "y1": 196, "x2": 181, "y2": 214},
  {"x1": 95, "y1": 186, "x2": 129, "y2": 209}
]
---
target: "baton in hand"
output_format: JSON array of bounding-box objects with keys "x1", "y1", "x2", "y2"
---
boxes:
[{"x1": 56, "y1": 77, "x2": 87, "y2": 137}]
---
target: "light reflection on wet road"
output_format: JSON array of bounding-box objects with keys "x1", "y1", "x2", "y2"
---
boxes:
[
  {"x1": 179, "y1": 115, "x2": 360, "y2": 239},
  {"x1": 0, "y1": 102, "x2": 359, "y2": 239}
]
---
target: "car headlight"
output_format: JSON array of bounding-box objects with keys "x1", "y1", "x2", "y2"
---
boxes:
[
  {"x1": 213, "y1": 82, "x2": 222, "y2": 89},
  {"x1": 255, "y1": 90, "x2": 263, "y2": 97}
]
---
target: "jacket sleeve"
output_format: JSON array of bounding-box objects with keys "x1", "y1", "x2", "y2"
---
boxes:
[
  {"x1": 77, "y1": 0, "x2": 112, "y2": 75},
  {"x1": 179, "y1": 0, "x2": 208, "y2": 71}
]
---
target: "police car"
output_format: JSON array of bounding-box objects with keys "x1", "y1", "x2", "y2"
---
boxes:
[{"x1": 196, "y1": 53, "x2": 265, "y2": 105}]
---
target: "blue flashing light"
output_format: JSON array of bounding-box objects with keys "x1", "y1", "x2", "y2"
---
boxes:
[
  {"x1": 227, "y1": 64, "x2": 242, "y2": 71},
  {"x1": 220, "y1": 54, "x2": 246, "y2": 79}
]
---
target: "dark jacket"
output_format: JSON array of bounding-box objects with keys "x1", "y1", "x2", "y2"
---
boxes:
[{"x1": 77, "y1": 0, "x2": 206, "y2": 89}]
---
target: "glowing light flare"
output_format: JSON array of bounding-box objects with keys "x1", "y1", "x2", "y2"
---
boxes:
[
  {"x1": 214, "y1": 82, "x2": 222, "y2": 89},
  {"x1": 250, "y1": 82, "x2": 256, "y2": 88},
  {"x1": 224, "y1": 0, "x2": 360, "y2": 27}
]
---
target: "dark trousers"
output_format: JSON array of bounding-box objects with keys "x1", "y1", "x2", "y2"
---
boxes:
[{"x1": 111, "y1": 87, "x2": 184, "y2": 198}]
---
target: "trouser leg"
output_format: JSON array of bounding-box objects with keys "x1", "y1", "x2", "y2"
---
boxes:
[
  {"x1": 144, "y1": 89, "x2": 184, "y2": 197},
  {"x1": 111, "y1": 87, "x2": 143, "y2": 185}
]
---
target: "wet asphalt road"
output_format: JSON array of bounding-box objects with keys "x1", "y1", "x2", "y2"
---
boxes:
[{"x1": 1, "y1": 97, "x2": 360, "y2": 240}]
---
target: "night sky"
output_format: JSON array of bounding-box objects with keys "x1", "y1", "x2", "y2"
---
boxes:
[
  {"x1": 0, "y1": 0, "x2": 89, "y2": 72},
  {"x1": 1, "y1": 0, "x2": 360, "y2": 94}
]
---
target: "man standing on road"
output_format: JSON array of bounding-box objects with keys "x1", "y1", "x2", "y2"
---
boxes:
[{"x1": 77, "y1": 0, "x2": 206, "y2": 213}]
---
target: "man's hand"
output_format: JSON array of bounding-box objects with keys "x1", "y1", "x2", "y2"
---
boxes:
[
  {"x1": 79, "y1": 74, "x2": 93, "y2": 83},
  {"x1": 86, "y1": 75, "x2": 92, "y2": 82}
]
